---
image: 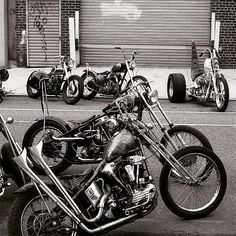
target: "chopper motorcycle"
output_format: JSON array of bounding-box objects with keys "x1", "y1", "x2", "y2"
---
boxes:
[
  {"x1": 26, "y1": 56, "x2": 84, "y2": 105},
  {"x1": 22, "y1": 78, "x2": 212, "y2": 175},
  {"x1": 167, "y1": 42, "x2": 229, "y2": 112},
  {"x1": 7, "y1": 85, "x2": 227, "y2": 235},
  {"x1": 81, "y1": 47, "x2": 147, "y2": 99}
]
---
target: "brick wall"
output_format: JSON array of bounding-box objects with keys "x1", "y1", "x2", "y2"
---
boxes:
[
  {"x1": 61, "y1": 0, "x2": 80, "y2": 56},
  {"x1": 16, "y1": 0, "x2": 26, "y2": 66},
  {"x1": 211, "y1": 0, "x2": 236, "y2": 68}
]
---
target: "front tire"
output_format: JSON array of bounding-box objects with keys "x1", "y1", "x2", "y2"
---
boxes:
[
  {"x1": 160, "y1": 125, "x2": 212, "y2": 160},
  {"x1": 215, "y1": 74, "x2": 229, "y2": 112},
  {"x1": 160, "y1": 146, "x2": 227, "y2": 219},
  {"x1": 167, "y1": 73, "x2": 186, "y2": 103},
  {"x1": 22, "y1": 119, "x2": 72, "y2": 174},
  {"x1": 62, "y1": 75, "x2": 84, "y2": 105}
]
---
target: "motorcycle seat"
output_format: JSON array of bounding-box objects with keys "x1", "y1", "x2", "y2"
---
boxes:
[{"x1": 99, "y1": 71, "x2": 110, "y2": 76}]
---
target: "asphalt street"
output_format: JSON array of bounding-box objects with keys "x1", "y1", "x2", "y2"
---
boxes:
[{"x1": 0, "y1": 96, "x2": 235, "y2": 235}]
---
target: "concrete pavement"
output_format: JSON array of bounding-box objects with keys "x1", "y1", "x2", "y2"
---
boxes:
[{"x1": 2, "y1": 66, "x2": 236, "y2": 100}]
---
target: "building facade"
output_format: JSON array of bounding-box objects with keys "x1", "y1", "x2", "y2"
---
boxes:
[{"x1": 2, "y1": 0, "x2": 236, "y2": 68}]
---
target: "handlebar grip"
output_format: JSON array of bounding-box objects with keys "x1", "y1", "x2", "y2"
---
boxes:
[
  {"x1": 199, "y1": 52, "x2": 203, "y2": 58},
  {"x1": 115, "y1": 46, "x2": 121, "y2": 50}
]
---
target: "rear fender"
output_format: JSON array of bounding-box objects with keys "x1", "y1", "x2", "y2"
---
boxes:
[
  {"x1": 35, "y1": 116, "x2": 71, "y2": 131},
  {"x1": 14, "y1": 181, "x2": 53, "y2": 194}
]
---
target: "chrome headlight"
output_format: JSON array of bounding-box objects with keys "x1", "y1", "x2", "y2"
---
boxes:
[{"x1": 149, "y1": 90, "x2": 158, "y2": 105}]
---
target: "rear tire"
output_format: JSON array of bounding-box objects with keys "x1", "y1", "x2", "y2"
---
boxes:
[
  {"x1": 62, "y1": 75, "x2": 83, "y2": 105},
  {"x1": 167, "y1": 73, "x2": 186, "y2": 103},
  {"x1": 26, "y1": 71, "x2": 41, "y2": 98},
  {"x1": 81, "y1": 71, "x2": 97, "y2": 99},
  {"x1": 160, "y1": 146, "x2": 227, "y2": 219},
  {"x1": 22, "y1": 119, "x2": 72, "y2": 174}
]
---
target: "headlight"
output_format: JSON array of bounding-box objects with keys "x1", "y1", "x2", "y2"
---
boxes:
[{"x1": 149, "y1": 90, "x2": 158, "y2": 104}]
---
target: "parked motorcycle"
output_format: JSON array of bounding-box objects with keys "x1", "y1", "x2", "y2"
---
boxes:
[
  {"x1": 81, "y1": 47, "x2": 147, "y2": 99},
  {"x1": 0, "y1": 68, "x2": 9, "y2": 103},
  {"x1": 167, "y1": 42, "x2": 229, "y2": 112},
  {"x1": 0, "y1": 115, "x2": 27, "y2": 196},
  {"x1": 22, "y1": 79, "x2": 212, "y2": 174},
  {"x1": 26, "y1": 56, "x2": 84, "y2": 105},
  {"x1": 8, "y1": 87, "x2": 226, "y2": 235}
]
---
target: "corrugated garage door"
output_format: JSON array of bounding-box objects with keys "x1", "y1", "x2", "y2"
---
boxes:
[
  {"x1": 27, "y1": 0, "x2": 60, "y2": 67},
  {"x1": 80, "y1": 0, "x2": 211, "y2": 67}
]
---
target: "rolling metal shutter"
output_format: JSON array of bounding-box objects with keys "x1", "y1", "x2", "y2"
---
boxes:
[
  {"x1": 80, "y1": 0, "x2": 211, "y2": 67},
  {"x1": 27, "y1": 0, "x2": 60, "y2": 67}
]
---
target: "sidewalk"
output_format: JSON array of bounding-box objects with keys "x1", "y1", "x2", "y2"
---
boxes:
[{"x1": 3, "y1": 66, "x2": 236, "y2": 100}]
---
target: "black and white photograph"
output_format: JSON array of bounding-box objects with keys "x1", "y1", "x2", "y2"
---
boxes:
[{"x1": 0, "y1": 0, "x2": 235, "y2": 235}]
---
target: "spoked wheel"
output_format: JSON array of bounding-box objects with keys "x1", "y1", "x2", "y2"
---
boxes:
[
  {"x1": 160, "y1": 125, "x2": 212, "y2": 157},
  {"x1": 81, "y1": 71, "x2": 97, "y2": 99},
  {"x1": 22, "y1": 119, "x2": 72, "y2": 174},
  {"x1": 62, "y1": 75, "x2": 84, "y2": 105},
  {"x1": 8, "y1": 189, "x2": 79, "y2": 236},
  {"x1": 215, "y1": 74, "x2": 229, "y2": 112},
  {"x1": 160, "y1": 146, "x2": 227, "y2": 219}
]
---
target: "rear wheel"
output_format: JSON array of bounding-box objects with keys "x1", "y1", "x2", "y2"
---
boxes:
[
  {"x1": 160, "y1": 146, "x2": 227, "y2": 219},
  {"x1": 81, "y1": 71, "x2": 97, "y2": 99},
  {"x1": 22, "y1": 119, "x2": 72, "y2": 174},
  {"x1": 8, "y1": 189, "x2": 79, "y2": 236},
  {"x1": 215, "y1": 74, "x2": 229, "y2": 112},
  {"x1": 26, "y1": 71, "x2": 41, "y2": 98},
  {"x1": 167, "y1": 73, "x2": 186, "y2": 103},
  {"x1": 62, "y1": 75, "x2": 83, "y2": 105}
]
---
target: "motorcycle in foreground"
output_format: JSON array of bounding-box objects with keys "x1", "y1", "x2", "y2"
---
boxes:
[
  {"x1": 81, "y1": 47, "x2": 147, "y2": 99},
  {"x1": 26, "y1": 56, "x2": 84, "y2": 105},
  {"x1": 167, "y1": 42, "x2": 229, "y2": 112},
  {"x1": 8, "y1": 84, "x2": 227, "y2": 235},
  {"x1": 22, "y1": 80, "x2": 212, "y2": 174}
]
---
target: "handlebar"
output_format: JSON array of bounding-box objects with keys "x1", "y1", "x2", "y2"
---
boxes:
[
  {"x1": 199, "y1": 47, "x2": 221, "y2": 59},
  {"x1": 114, "y1": 46, "x2": 139, "y2": 61}
]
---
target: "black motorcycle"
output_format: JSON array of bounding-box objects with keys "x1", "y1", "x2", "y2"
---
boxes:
[
  {"x1": 81, "y1": 47, "x2": 147, "y2": 99},
  {"x1": 0, "y1": 115, "x2": 27, "y2": 195},
  {"x1": 22, "y1": 81, "x2": 212, "y2": 175},
  {"x1": 26, "y1": 56, "x2": 84, "y2": 105},
  {"x1": 0, "y1": 68, "x2": 9, "y2": 103}
]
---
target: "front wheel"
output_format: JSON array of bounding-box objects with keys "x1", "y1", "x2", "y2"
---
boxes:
[
  {"x1": 8, "y1": 189, "x2": 79, "y2": 236},
  {"x1": 215, "y1": 74, "x2": 229, "y2": 112},
  {"x1": 167, "y1": 73, "x2": 186, "y2": 103},
  {"x1": 62, "y1": 75, "x2": 84, "y2": 105},
  {"x1": 22, "y1": 119, "x2": 72, "y2": 174},
  {"x1": 160, "y1": 125, "x2": 212, "y2": 159},
  {"x1": 160, "y1": 146, "x2": 227, "y2": 219}
]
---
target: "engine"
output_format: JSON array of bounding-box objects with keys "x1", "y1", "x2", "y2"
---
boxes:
[
  {"x1": 80, "y1": 155, "x2": 157, "y2": 222},
  {"x1": 79, "y1": 116, "x2": 120, "y2": 160}
]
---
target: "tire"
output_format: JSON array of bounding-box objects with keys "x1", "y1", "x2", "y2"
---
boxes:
[
  {"x1": 81, "y1": 71, "x2": 97, "y2": 99},
  {"x1": 215, "y1": 74, "x2": 229, "y2": 112},
  {"x1": 8, "y1": 189, "x2": 79, "y2": 236},
  {"x1": 62, "y1": 75, "x2": 84, "y2": 105},
  {"x1": 167, "y1": 73, "x2": 186, "y2": 103},
  {"x1": 22, "y1": 119, "x2": 72, "y2": 174},
  {"x1": 159, "y1": 146, "x2": 227, "y2": 219},
  {"x1": 160, "y1": 125, "x2": 213, "y2": 162},
  {"x1": 26, "y1": 71, "x2": 42, "y2": 98}
]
